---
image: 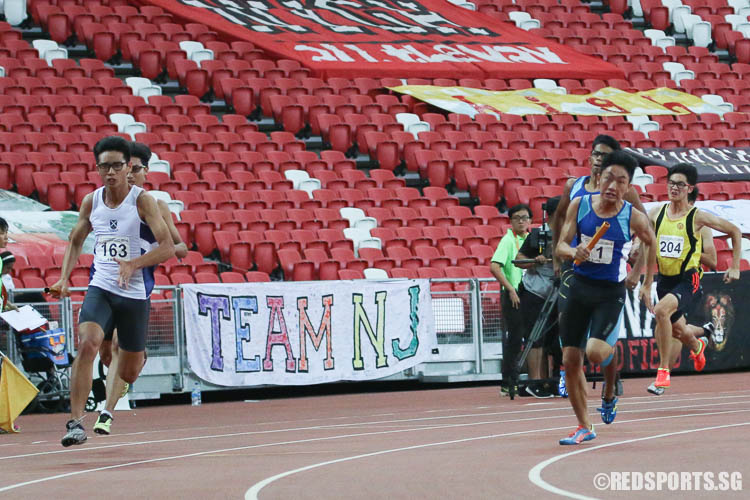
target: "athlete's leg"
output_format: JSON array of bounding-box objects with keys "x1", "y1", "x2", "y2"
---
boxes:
[
  {"x1": 672, "y1": 319, "x2": 702, "y2": 353},
  {"x1": 653, "y1": 294, "x2": 680, "y2": 370},
  {"x1": 563, "y1": 347, "x2": 591, "y2": 429},
  {"x1": 104, "y1": 332, "x2": 128, "y2": 413},
  {"x1": 69, "y1": 322, "x2": 104, "y2": 420}
]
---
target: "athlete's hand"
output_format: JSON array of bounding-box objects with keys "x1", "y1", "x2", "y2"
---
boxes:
[
  {"x1": 535, "y1": 255, "x2": 548, "y2": 265},
  {"x1": 639, "y1": 282, "x2": 654, "y2": 314},
  {"x1": 47, "y1": 279, "x2": 70, "y2": 298},
  {"x1": 508, "y1": 288, "x2": 520, "y2": 309},
  {"x1": 724, "y1": 267, "x2": 740, "y2": 283},
  {"x1": 115, "y1": 258, "x2": 136, "y2": 289},
  {"x1": 625, "y1": 270, "x2": 640, "y2": 291},
  {"x1": 99, "y1": 340, "x2": 113, "y2": 367},
  {"x1": 574, "y1": 243, "x2": 590, "y2": 264}
]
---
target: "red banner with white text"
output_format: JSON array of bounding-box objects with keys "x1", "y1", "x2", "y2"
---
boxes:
[{"x1": 140, "y1": 0, "x2": 624, "y2": 80}]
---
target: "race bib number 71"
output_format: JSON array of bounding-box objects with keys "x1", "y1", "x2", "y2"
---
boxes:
[{"x1": 98, "y1": 236, "x2": 130, "y2": 262}]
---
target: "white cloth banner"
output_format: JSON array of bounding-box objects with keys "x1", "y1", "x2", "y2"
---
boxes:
[
  {"x1": 182, "y1": 279, "x2": 436, "y2": 387},
  {"x1": 644, "y1": 199, "x2": 750, "y2": 236}
]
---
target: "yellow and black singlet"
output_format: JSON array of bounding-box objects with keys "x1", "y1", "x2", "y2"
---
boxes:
[{"x1": 654, "y1": 204, "x2": 702, "y2": 277}]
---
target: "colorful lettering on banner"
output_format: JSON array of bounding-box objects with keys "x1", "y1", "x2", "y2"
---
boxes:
[
  {"x1": 197, "y1": 293, "x2": 230, "y2": 371},
  {"x1": 298, "y1": 295, "x2": 334, "y2": 372},
  {"x1": 263, "y1": 297, "x2": 297, "y2": 372},
  {"x1": 233, "y1": 296, "x2": 261, "y2": 373},
  {"x1": 389, "y1": 86, "x2": 726, "y2": 117},
  {"x1": 628, "y1": 148, "x2": 750, "y2": 182},
  {"x1": 182, "y1": 280, "x2": 436, "y2": 387},
  {"x1": 141, "y1": 0, "x2": 623, "y2": 79}
]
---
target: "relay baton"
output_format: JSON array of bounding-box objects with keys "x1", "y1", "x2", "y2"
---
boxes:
[{"x1": 573, "y1": 221, "x2": 610, "y2": 266}]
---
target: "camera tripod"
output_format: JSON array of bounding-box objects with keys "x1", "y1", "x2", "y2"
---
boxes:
[{"x1": 505, "y1": 282, "x2": 559, "y2": 401}]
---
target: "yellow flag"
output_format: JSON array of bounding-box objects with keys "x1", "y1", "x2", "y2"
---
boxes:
[{"x1": 0, "y1": 355, "x2": 39, "y2": 433}]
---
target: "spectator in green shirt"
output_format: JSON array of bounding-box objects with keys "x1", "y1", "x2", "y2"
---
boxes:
[{"x1": 491, "y1": 204, "x2": 531, "y2": 393}]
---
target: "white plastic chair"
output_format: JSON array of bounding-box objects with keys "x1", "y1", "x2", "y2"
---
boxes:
[
  {"x1": 148, "y1": 159, "x2": 170, "y2": 175},
  {"x1": 284, "y1": 169, "x2": 310, "y2": 190},
  {"x1": 519, "y1": 19, "x2": 541, "y2": 31},
  {"x1": 123, "y1": 122, "x2": 147, "y2": 140},
  {"x1": 644, "y1": 29, "x2": 666, "y2": 43},
  {"x1": 353, "y1": 217, "x2": 378, "y2": 231},
  {"x1": 43, "y1": 47, "x2": 68, "y2": 64},
  {"x1": 655, "y1": 36, "x2": 676, "y2": 49},
  {"x1": 166, "y1": 200, "x2": 184, "y2": 217},
  {"x1": 364, "y1": 268, "x2": 389, "y2": 280},
  {"x1": 297, "y1": 178, "x2": 321, "y2": 197},
  {"x1": 4, "y1": 0, "x2": 27, "y2": 26},
  {"x1": 178, "y1": 41, "x2": 205, "y2": 59},
  {"x1": 125, "y1": 77, "x2": 162, "y2": 98},
  {"x1": 109, "y1": 113, "x2": 136, "y2": 132},
  {"x1": 702, "y1": 94, "x2": 734, "y2": 113},
  {"x1": 340, "y1": 207, "x2": 367, "y2": 226},
  {"x1": 632, "y1": 173, "x2": 654, "y2": 190},
  {"x1": 671, "y1": 5, "x2": 691, "y2": 33},
  {"x1": 0, "y1": 66, "x2": 4, "y2": 78},
  {"x1": 32, "y1": 39, "x2": 58, "y2": 58},
  {"x1": 406, "y1": 121, "x2": 430, "y2": 140},
  {"x1": 692, "y1": 22, "x2": 713, "y2": 47},
  {"x1": 508, "y1": 11, "x2": 531, "y2": 27},
  {"x1": 148, "y1": 190, "x2": 173, "y2": 204},
  {"x1": 192, "y1": 49, "x2": 214, "y2": 66},
  {"x1": 630, "y1": 0, "x2": 644, "y2": 17},
  {"x1": 395, "y1": 113, "x2": 420, "y2": 129}
]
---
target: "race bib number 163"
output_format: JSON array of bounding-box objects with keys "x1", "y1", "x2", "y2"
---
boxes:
[{"x1": 99, "y1": 236, "x2": 130, "y2": 262}]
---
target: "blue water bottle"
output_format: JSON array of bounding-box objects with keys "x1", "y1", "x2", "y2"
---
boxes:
[{"x1": 191, "y1": 381, "x2": 202, "y2": 406}]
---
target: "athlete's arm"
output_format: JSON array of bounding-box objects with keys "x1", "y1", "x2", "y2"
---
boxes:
[
  {"x1": 624, "y1": 186, "x2": 647, "y2": 215},
  {"x1": 699, "y1": 226, "x2": 717, "y2": 270},
  {"x1": 157, "y1": 199, "x2": 188, "y2": 258},
  {"x1": 115, "y1": 193, "x2": 175, "y2": 289},
  {"x1": 48, "y1": 194, "x2": 94, "y2": 298},
  {"x1": 695, "y1": 210, "x2": 741, "y2": 282},
  {"x1": 550, "y1": 177, "x2": 574, "y2": 251},
  {"x1": 631, "y1": 209, "x2": 657, "y2": 313},
  {"x1": 555, "y1": 196, "x2": 583, "y2": 263}
]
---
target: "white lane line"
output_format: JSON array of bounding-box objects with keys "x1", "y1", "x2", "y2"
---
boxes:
[
  {"x1": 2, "y1": 395, "x2": 749, "y2": 461},
  {"x1": 0, "y1": 408, "x2": 745, "y2": 495},
  {"x1": 242, "y1": 409, "x2": 750, "y2": 500},
  {"x1": 528, "y1": 421, "x2": 750, "y2": 500}
]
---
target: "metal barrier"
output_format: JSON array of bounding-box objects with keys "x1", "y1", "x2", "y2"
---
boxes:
[{"x1": 6, "y1": 280, "x2": 507, "y2": 400}]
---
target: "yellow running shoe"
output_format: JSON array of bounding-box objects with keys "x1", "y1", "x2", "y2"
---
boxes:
[{"x1": 93, "y1": 412, "x2": 113, "y2": 435}]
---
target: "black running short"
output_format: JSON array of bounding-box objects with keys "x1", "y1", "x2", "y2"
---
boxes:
[
  {"x1": 557, "y1": 265, "x2": 574, "y2": 311},
  {"x1": 559, "y1": 273, "x2": 625, "y2": 349},
  {"x1": 78, "y1": 286, "x2": 150, "y2": 352},
  {"x1": 656, "y1": 269, "x2": 703, "y2": 324}
]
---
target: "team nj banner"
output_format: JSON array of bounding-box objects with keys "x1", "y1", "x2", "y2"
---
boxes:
[
  {"x1": 629, "y1": 147, "x2": 750, "y2": 182},
  {"x1": 595, "y1": 272, "x2": 750, "y2": 376},
  {"x1": 182, "y1": 279, "x2": 436, "y2": 386},
  {"x1": 389, "y1": 85, "x2": 724, "y2": 117},
  {"x1": 141, "y1": 0, "x2": 623, "y2": 80}
]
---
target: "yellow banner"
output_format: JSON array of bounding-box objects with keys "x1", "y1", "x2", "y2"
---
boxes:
[
  {"x1": 388, "y1": 85, "x2": 723, "y2": 116},
  {"x1": 0, "y1": 355, "x2": 38, "y2": 433}
]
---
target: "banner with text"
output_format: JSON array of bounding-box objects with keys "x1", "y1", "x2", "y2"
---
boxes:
[
  {"x1": 142, "y1": 0, "x2": 623, "y2": 80},
  {"x1": 628, "y1": 147, "x2": 750, "y2": 182},
  {"x1": 182, "y1": 279, "x2": 436, "y2": 386},
  {"x1": 587, "y1": 272, "x2": 750, "y2": 376},
  {"x1": 390, "y1": 86, "x2": 724, "y2": 117}
]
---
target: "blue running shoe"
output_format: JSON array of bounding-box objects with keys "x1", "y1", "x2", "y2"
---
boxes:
[
  {"x1": 559, "y1": 425, "x2": 596, "y2": 445},
  {"x1": 598, "y1": 397, "x2": 618, "y2": 425},
  {"x1": 558, "y1": 370, "x2": 568, "y2": 398}
]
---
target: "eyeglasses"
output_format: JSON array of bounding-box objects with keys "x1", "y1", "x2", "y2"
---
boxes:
[
  {"x1": 130, "y1": 164, "x2": 147, "y2": 174},
  {"x1": 96, "y1": 161, "x2": 127, "y2": 172},
  {"x1": 511, "y1": 215, "x2": 530, "y2": 222},
  {"x1": 667, "y1": 180, "x2": 689, "y2": 189}
]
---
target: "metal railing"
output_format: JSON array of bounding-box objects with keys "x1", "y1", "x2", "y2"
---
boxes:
[{"x1": 6, "y1": 280, "x2": 506, "y2": 399}]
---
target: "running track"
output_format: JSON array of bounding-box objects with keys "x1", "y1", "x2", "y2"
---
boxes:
[{"x1": 1, "y1": 373, "x2": 748, "y2": 499}]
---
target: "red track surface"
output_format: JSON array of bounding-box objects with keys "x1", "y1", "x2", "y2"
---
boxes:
[{"x1": 1, "y1": 373, "x2": 749, "y2": 499}]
